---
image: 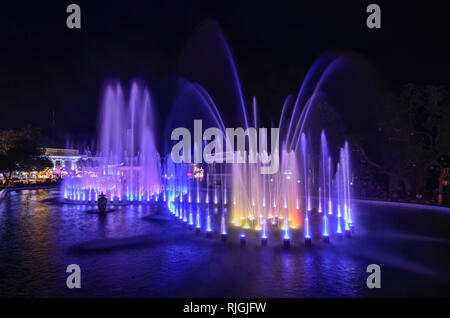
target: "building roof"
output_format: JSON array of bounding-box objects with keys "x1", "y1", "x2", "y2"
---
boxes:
[{"x1": 44, "y1": 148, "x2": 80, "y2": 156}]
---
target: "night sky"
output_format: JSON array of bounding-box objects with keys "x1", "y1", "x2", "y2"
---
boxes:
[{"x1": 1, "y1": 1, "x2": 449, "y2": 147}]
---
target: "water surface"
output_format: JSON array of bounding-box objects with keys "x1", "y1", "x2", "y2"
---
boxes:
[{"x1": 1, "y1": 188, "x2": 449, "y2": 297}]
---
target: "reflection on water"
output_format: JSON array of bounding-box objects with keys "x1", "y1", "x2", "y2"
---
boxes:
[{"x1": 0, "y1": 188, "x2": 449, "y2": 297}]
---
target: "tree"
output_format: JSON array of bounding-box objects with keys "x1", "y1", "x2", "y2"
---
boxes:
[
  {"x1": 351, "y1": 84, "x2": 450, "y2": 200},
  {"x1": 399, "y1": 84, "x2": 450, "y2": 196},
  {"x1": 0, "y1": 127, "x2": 53, "y2": 185},
  {"x1": 351, "y1": 90, "x2": 414, "y2": 197}
]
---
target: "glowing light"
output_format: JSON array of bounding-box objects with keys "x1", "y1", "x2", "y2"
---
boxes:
[
  {"x1": 322, "y1": 214, "x2": 329, "y2": 237},
  {"x1": 344, "y1": 217, "x2": 350, "y2": 231},
  {"x1": 318, "y1": 187, "x2": 322, "y2": 213},
  {"x1": 304, "y1": 212, "x2": 311, "y2": 239},
  {"x1": 348, "y1": 207, "x2": 353, "y2": 227},
  {"x1": 261, "y1": 220, "x2": 268, "y2": 239},
  {"x1": 239, "y1": 233, "x2": 247, "y2": 246},
  {"x1": 337, "y1": 215, "x2": 342, "y2": 234},
  {"x1": 196, "y1": 210, "x2": 201, "y2": 229},
  {"x1": 283, "y1": 219, "x2": 291, "y2": 240},
  {"x1": 206, "y1": 214, "x2": 212, "y2": 232},
  {"x1": 220, "y1": 216, "x2": 227, "y2": 235},
  {"x1": 189, "y1": 211, "x2": 194, "y2": 226}
]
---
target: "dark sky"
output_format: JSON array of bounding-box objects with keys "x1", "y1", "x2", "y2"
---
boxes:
[{"x1": 1, "y1": 0, "x2": 449, "y2": 147}]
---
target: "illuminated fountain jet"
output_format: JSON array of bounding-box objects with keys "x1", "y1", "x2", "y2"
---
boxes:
[
  {"x1": 63, "y1": 82, "x2": 161, "y2": 204},
  {"x1": 158, "y1": 23, "x2": 358, "y2": 246}
]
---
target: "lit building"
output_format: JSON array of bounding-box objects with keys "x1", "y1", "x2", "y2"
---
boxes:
[{"x1": 44, "y1": 148, "x2": 86, "y2": 171}]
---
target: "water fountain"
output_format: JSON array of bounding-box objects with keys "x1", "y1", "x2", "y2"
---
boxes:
[
  {"x1": 62, "y1": 82, "x2": 162, "y2": 204},
  {"x1": 150, "y1": 24, "x2": 357, "y2": 246},
  {"x1": 61, "y1": 24, "x2": 356, "y2": 248}
]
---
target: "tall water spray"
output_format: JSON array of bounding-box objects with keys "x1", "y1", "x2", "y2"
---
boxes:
[
  {"x1": 230, "y1": 147, "x2": 302, "y2": 232},
  {"x1": 320, "y1": 131, "x2": 330, "y2": 239},
  {"x1": 63, "y1": 82, "x2": 161, "y2": 203}
]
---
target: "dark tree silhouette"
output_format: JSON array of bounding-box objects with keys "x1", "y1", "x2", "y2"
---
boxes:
[
  {"x1": 352, "y1": 84, "x2": 450, "y2": 200},
  {"x1": 0, "y1": 127, "x2": 53, "y2": 185}
]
